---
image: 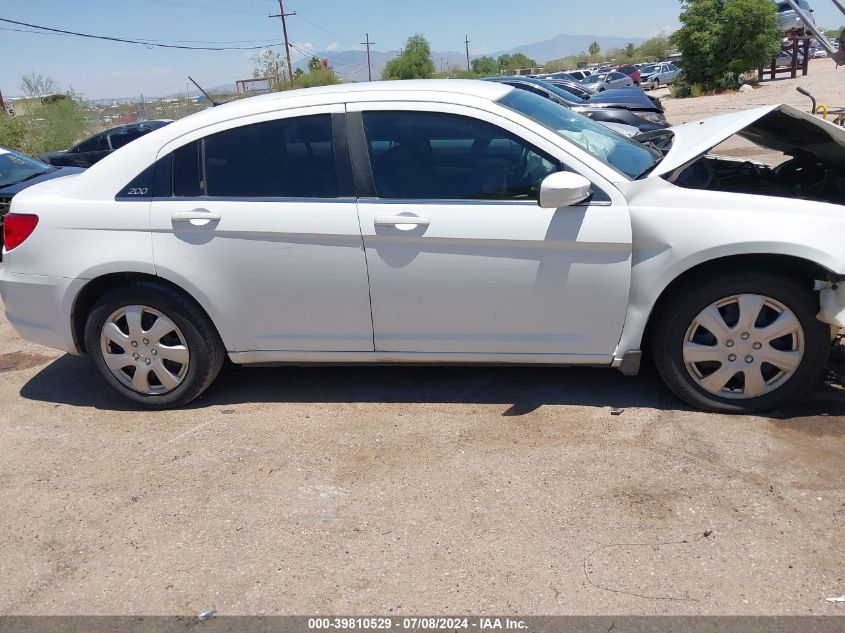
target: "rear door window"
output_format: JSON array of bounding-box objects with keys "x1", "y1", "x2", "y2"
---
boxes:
[{"x1": 171, "y1": 114, "x2": 339, "y2": 198}]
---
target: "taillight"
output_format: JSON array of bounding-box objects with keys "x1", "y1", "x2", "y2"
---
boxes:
[{"x1": 3, "y1": 213, "x2": 39, "y2": 251}]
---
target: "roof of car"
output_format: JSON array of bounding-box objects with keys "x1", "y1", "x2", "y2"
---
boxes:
[
  {"x1": 223, "y1": 79, "x2": 510, "y2": 108},
  {"x1": 61, "y1": 80, "x2": 517, "y2": 198}
]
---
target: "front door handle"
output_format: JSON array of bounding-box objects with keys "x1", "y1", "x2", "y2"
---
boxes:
[
  {"x1": 172, "y1": 209, "x2": 222, "y2": 223},
  {"x1": 374, "y1": 215, "x2": 431, "y2": 228}
]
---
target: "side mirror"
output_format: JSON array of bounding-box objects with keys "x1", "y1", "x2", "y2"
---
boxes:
[{"x1": 538, "y1": 172, "x2": 592, "y2": 209}]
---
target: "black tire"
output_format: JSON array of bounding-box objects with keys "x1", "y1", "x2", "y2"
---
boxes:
[
  {"x1": 83, "y1": 280, "x2": 225, "y2": 409},
  {"x1": 651, "y1": 271, "x2": 830, "y2": 413}
]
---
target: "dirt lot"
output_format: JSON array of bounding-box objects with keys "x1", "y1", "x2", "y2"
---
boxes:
[
  {"x1": 660, "y1": 57, "x2": 845, "y2": 124},
  {"x1": 1, "y1": 67, "x2": 845, "y2": 616}
]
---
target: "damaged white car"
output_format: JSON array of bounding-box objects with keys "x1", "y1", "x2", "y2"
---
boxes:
[{"x1": 1, "y1": 80, "x2": 843, "y2": 412}]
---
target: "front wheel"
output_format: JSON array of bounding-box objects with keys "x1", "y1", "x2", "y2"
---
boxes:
[
  {"x1": 651, "y1": 272, "x2": 830, "y2": 413},
  {"x1": 84, "y1": 281, "x2": 225, "y2": 409}
]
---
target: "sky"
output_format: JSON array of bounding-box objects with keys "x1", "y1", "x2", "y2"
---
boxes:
[{"x1": 1, "y1": 0, "x2": 843, "y2": 99}]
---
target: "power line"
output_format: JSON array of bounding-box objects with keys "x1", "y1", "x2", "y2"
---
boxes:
[
  {"x1": 296, "y1": 13, "x2": 347, "y2": 38},
  {"x1": 288, "y1": 42, "x2": 364, "y2": 68},
  {"x1": 0, "y1": 17, "x2": 274, "y2": 50},
  {"x1": 0, "y1": 25, "x2": 279, "y2": 46}
]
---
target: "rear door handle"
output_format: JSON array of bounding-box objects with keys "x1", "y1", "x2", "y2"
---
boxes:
[
  {"x1": 374, "y1": 215, "x2": 431, "y2": 228},
  {"x1": 172, "y1": 209, "x2": 222, "y2": 223}
]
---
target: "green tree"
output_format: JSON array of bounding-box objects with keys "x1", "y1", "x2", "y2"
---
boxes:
[
  {"x1": 497, "y1": 52, "x2": 536, "y2": 72},
  {"x1": 292, "y1": 67, "x2": 341, "y2": 89},
  {"x1": 382, "y1": 34, "x2": 435, "y2": 80},
  {"x1": 825, "y1": 26, "x2": 844, "y2": 38},
  {"x1": 3, "y1": 75, "x2": 92, "y2": 155},
  {"x1": 0, "y1": 113, "x2": 27, "y2": 151},
  {"x1": 251, "y1": 48, "x2": 287, "y2": 89},
  {"x1": 624, "y1": 42, "x2": 637, "y2": 58},
  {"x1": 20, "y1": 72, "x2": 59, "y2": 98},
  {"x1": 510, "y1": 52, "x2": 537, "y2": 70},
  {"x1": 471, "y1": 55, "x2": 499, "y2": 75},
  {"x1": 308, "y1": 56, "x2": 324, "y2": 72},
  {"x1": 588, "y1": 41, "x2": 601, "y2": 57},
  {"x1": 638, "y1": 35, "x2": 672, "y2": 61},
  {"x1": 672, "y1": 0, "x2": 781, "y2": 92}
]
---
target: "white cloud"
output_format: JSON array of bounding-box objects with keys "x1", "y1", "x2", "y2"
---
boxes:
[{"x1": 326, "y1": 42, "x2": 339, "y2": 52}]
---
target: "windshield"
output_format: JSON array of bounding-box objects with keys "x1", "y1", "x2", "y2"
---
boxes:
[
  {"x1": 0, "y1": 148, "x2": 52, "y2": 188},
  {"x1": 497, "y1": 89, "x2": 661, "y2": 179},
  {"x1": 582, "y1": 74, "x2": 604, "y2": 84},
  {"x1": 641, "y1": 64, "x2": 660, "y2": 74}
]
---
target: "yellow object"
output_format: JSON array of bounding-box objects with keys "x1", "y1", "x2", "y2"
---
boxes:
[{"x1": 816, "y1": 104, "x2": 829, "y2": 119}]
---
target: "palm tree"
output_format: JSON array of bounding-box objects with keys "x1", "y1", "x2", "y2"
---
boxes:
[{"x1": 588, "y1": 41, "x2": 601, "y2": 57}]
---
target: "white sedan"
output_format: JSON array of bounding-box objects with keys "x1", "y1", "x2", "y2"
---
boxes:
[{"x1": 2, "y1": 80, "x2": 844, "y2": 412}]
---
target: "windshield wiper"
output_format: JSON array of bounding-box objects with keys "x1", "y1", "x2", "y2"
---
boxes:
[{"x1": 15, "y1": 170, "x2": 52, "y2": 184}]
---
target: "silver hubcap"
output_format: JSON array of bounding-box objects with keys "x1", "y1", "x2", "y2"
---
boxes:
[
  {"x1": 683, "y1": 294, "x2": 804, "y2": 400},
  {"x1": 100, "y1": 305, "x2": 189, "y2": 395}
]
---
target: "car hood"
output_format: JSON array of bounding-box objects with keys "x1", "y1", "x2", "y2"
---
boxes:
[
  {"x1": 647, "y1": 103, "x2": 845, "y2": 177},
  {"x1": 587, "y1": 88, "x2": 660, "y2": 110},
  {"x1": 0, "y1": 166, "x2": 86, "y2": 196}
]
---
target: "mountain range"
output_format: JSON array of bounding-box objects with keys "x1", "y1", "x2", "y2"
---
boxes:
[{"x1": 296, "y1": 33, "x2": 646, "y2": 82}]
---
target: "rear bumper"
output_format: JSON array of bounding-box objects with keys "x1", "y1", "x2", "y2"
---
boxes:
[{"x1": 0, "y1": 268, "x2": 83, "y2": 354}]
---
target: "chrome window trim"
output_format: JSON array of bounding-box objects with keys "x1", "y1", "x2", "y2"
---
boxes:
[
  {"x1": 151, "y1": 196, "x2": 359, "y2": 204},
  {"x1": 356, "y1": 197, "x2": 612, "y2": 207},
  {"x1": 147, "y1": 195, "x2": 611, "y2": 207}
]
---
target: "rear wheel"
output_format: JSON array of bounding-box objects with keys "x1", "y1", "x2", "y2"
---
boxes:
[
  {"x1": 84, "y1": 281, "x2": 225, "y2": 408},
  {"x1": 651, "y1": 272, "x2": 830, "y2": 413}
]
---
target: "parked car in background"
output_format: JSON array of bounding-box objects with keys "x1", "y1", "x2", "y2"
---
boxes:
[
  {"x1": 485, "y1": 76, "x2": 668, "y2": 132},
  {"x1": 39, "y1": 120, "x2": 173, "y2": 168},
  {"x1": 616, "y1": 64, "x2": 642, "y2": 86},
  {"x1": 581, "y1": 71, "x2": 634, "y2": 92},
  {"x1": 777, "y1": 0, "x2": 815, "y2": 34},
  {"x1": 0, "y1": 147, "x2": 84, "y2": 254},
  {"x1": 536, "y1": 71, "x2": 580, "y2": 82},
  {"x1": 774, "y1": 50, "x2": 806, "y2": 67},
  {"x1": 3, "y1": 81, "x2": 843, "y2": 413},
  {"x1": 813, "y1": 48, "x2": 829, "y2": 58},
  {"x1": 565, "y1": 69, "x2": 592, "y2": 81},
  {"x1": 541, "y1": 78, "x2": 597, "y2": 100},
  {"x1": 640, "y1": 62, "x2": 682, "y2": 90}
]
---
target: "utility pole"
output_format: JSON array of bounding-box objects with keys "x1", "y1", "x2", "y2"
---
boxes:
[
  {"x1": 464, "y1": 34, "x2": 471, "y2": 71},
  {"x1": 269, "y1": 0, "x2": 295, "y2": 83},
  {"x1": 361, "y1": 33, "x2": 375, "y2": 82}
]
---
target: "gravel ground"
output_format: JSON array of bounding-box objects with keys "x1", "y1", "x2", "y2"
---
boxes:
[
  {"x1": 1, "y1": 67, "x2": 845, "y2": 615},
  {"x1": 661, "y1": 57, "x2": 845, "y2": 125}
]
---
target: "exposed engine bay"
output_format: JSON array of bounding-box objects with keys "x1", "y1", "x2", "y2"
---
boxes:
[
  {"x1": 635, "y1": 105, "x2": 845, "y2": 205},
  {"x1": 672, "y1": 154, "x2": 845, "y2": 205}
]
